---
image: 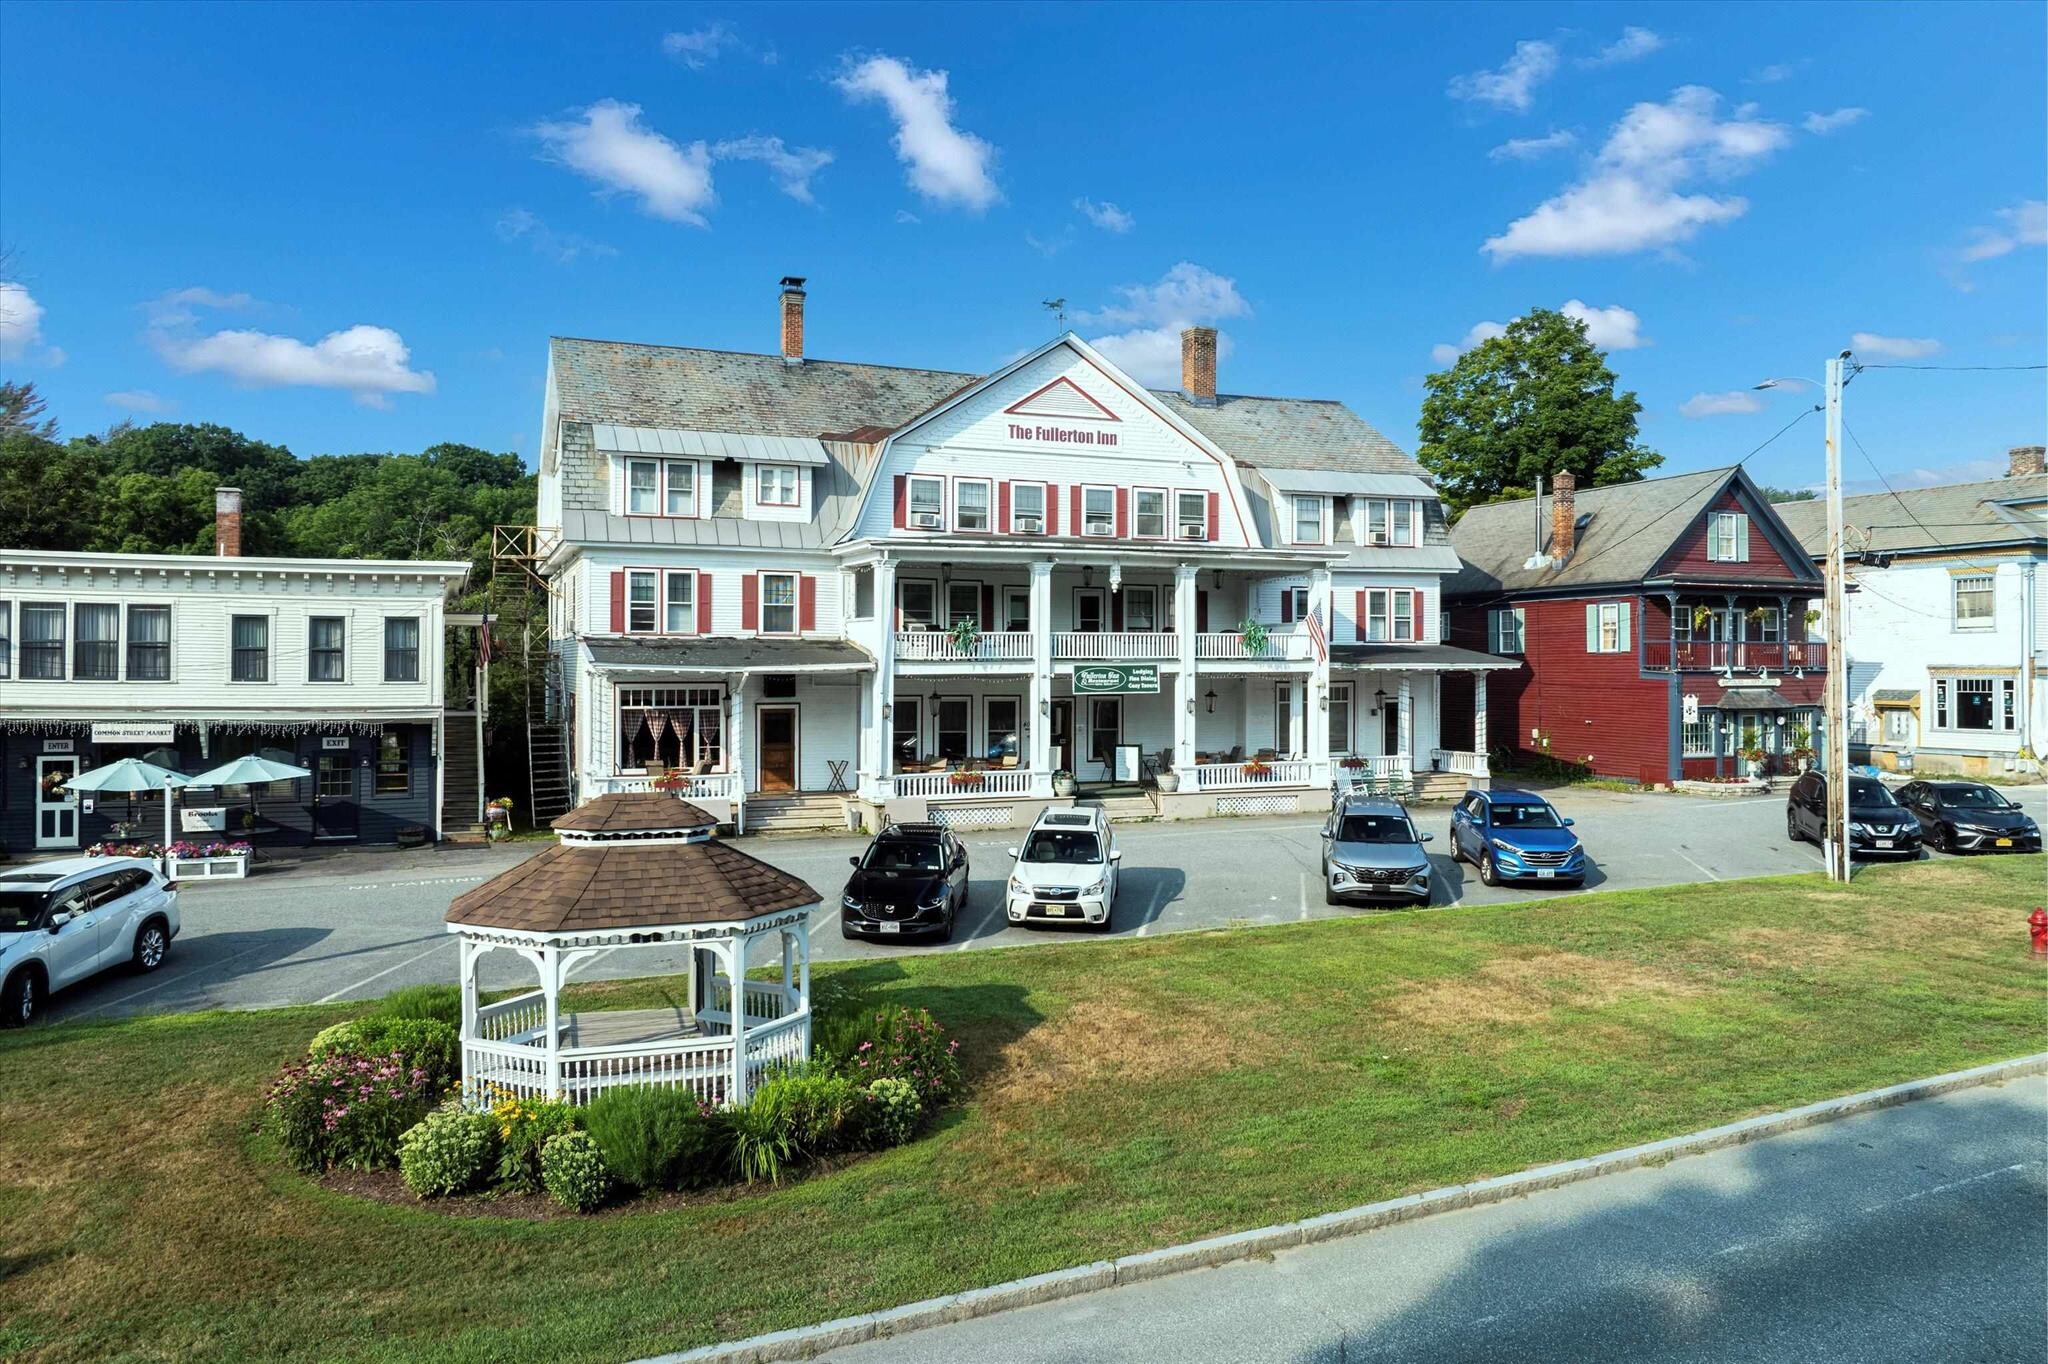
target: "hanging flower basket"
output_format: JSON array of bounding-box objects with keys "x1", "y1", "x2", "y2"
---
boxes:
[
  {"x1": 1237, "y1": 618, "x2": 1270, "y2": 657},
  {"x1": 650, "y1": 771, "x2": 689, "y2": 792},
  {"x1": 947, "y1": 770, "x2": 987, "y2": 788},
  {"x1": 948, "y1": 618, "x2": 983, "y2": 655},
  {"x1": 1242, "y1": 759, "x2": 1274, "y2": 777}
]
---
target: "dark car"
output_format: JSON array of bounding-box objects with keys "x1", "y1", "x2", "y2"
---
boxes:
[
  {"x1": 1448, "y1": 788, "x2": 1586, "y2": 887},
  {"x1": 839, "y1": 824, "x2": 969, "y2": 942},
  {"x1": 1785, "y1": 772, "x2": 1922, "y2": 859},
  {"x1": 1897, "y1": 780, "x2": 2042, "y2": 854}
]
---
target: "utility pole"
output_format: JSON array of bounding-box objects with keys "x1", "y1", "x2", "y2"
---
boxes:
[{"x1": 1822, "y1": 351, "x2": 1851, "y2": 881}]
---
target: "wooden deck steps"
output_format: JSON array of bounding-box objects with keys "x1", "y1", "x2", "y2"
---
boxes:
[
  {"x1": 1078, "y1": 793, "x2": 1159, "y2": 823},
  {"x1": 745, "y1": 792, "x2": 850, "y2": 834}
]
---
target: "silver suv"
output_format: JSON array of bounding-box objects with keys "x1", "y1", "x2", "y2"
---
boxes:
[
  {"x1": 0, "y1": 857, "x2": 181, "y2": 1024},
  {"x1": 1321, "y1": 796, "x2": 1434, "y2": 905}
]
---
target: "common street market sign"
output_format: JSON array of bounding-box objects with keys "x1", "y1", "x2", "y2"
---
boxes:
[{"x1": 1072, "y1": 664, "x2": 1160, "y2": 695}]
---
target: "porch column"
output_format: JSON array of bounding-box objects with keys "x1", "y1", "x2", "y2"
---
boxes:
[
  {"x1": 1174, "y1": 564, "x2": 1199, "y2": 773},
  {"x1": 864, "y1": 558, "x2": 898, "y2": 801},
  {"x1": 1474, "y1": 671, "x2": 1490, "y2": 773},
  {"x1": 1430, "y1": 672, "x2": 1443, "y2": 762},
  {"x1": 1397, "y1": 675, "x2": 1414, "y2": 769},
  {"x1": 1305, "y1": 567, "x2": 1332, "y2": 782},
  {"x1": 727, "y1": 935, "x2": 750, "y2": 1107},
  {"x1": 730, "y1": 677, "x2": 750, "y2": 816},
  {"x1": 1029, "y1": 559, "x2": 1054, "y2": 793}
]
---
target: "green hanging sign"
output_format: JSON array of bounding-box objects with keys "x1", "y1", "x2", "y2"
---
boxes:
[{"x1": 1072, "y1": 664, "x2": 1161, "y2": 695}]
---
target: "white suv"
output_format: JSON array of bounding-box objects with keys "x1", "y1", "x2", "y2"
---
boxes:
[
  {"x1": 1005, "y1": 807, "x2": 1122, "y2": 931},
  {"x1": 0, "y1": 857, "x2": 181, "y2": 1025}
]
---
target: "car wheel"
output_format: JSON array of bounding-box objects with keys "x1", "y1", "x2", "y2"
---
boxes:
[
  {"x1": 2, "y1": 969, "x2": 39, "y2": 1027},
  {"x1": 840, "y1": 923, "x2": 858, "y2": 940},
  {"x1": 1448, "y1": 834, "x2": 1463, "y2": 865},
  {"x1": 1786, "y1": 810, "x2": 1804, "y2": 843},
  {"x1": 1324, "y1": 881, "x2": 1339, "y2": 906},
  {"x1": 1478, "y1": 850, "x2": 1499, "y2": 887},
  {"x1": 132, "y1": 917, "x2": 170, "y2": 973},
  {"x1": 937, "y1": 908, "x2": 956, "y2": 943}
]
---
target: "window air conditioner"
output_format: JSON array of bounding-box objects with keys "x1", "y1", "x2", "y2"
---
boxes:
[
  {"x1": 911, "y1": 512, "x2": 944, "y2": 530},
  {"x1": 1014, "y1": 515, "x2": 1044, "y2": 534},
  {"x1": 1086, "y1": 518, "x2": 1113, "y2": 536},
  {"x1": 1370, "y1": 532, "x2": 1390, "y2": 547},
  {"x1": 1178, "y1": 524, "x2": 1206, "y2": 540}
]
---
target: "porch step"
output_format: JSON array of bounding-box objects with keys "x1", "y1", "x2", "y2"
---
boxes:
[
  {"x1": 1077, "y1": 794, "x2": 1158, "y2": 823},
  {"x1": 743, "y1": 793, "x2": 850, "y2": 835},
  {"x1": 1408, "y1": 772, "x2": 1474, "y2": 803}
]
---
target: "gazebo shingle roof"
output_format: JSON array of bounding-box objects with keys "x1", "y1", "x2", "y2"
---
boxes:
[
  {"x1": 447, "y1": 840, "x2": 818, "y2": 933},
  {"x1": 550, "y1": 792, "x2": 717, "y2": 834}
]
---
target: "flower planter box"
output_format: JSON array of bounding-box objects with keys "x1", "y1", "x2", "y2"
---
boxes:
[{"x1": 169, "y1": 853, "x2": 249, "y2": 880}]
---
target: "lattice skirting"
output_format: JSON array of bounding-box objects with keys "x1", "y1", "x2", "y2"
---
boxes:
[
  {"x1": 1213, "y1": 794, "x2": 1296, "y2": 817},
  {"x1": 928, "y1": 804, "x2": 1015, "y2": 830}
]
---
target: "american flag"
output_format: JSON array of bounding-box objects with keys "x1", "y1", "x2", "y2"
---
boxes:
[{"x1": 1304, "y1": 601, "x2": 1328, "y2": 663}]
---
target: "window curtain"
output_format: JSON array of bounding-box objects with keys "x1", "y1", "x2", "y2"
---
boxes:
[
  {"x1": 129, "y1": 606, "x2": 169, "y2": 645},
  {"x1": 385, "y1": 617, "x2": 420, "y2": 680},
  {"x1": 232, "y1": 616, "x2": 267, "y2": 651}
]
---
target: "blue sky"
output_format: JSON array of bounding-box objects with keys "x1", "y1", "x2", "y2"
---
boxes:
[{"x1": 2, "y1": 1, "x2": 2042, "y2": 491}]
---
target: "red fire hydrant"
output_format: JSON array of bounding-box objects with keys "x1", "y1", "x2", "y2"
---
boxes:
[{"x1": 2030, "y1": 908, "x2": 2048, "y2": 956}]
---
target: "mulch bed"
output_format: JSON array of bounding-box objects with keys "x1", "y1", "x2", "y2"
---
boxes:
[{"x1": 313, "y1": 1153, "x2": 862, "y2": 1220}]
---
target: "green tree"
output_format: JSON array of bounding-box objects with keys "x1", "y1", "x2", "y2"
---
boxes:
[
  {"x1": 1759, "y1": 484, "x2": 1817, "y2": 502},
  {"x1": 1418, "y1": 308, "x2": 1662, "y2": 517},
  {"x1": 0, "y1": 380, "x2": 58, "y2": 438}
]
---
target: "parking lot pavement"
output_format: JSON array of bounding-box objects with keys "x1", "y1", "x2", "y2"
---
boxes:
[{"x1": 33, "y1": 784, "x2": 2047, "y2": 1024}]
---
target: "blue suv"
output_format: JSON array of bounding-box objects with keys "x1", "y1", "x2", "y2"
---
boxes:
[{"x1": 1449, "y1": 789, "x2": 1587, "y2": 888}]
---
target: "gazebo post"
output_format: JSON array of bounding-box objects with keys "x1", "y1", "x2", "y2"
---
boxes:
[
  {"x1": 795, "y1": 920, "x2": 812, "y2": 1055},
  {"x1": 542, "y1": 944, "x2": 564, "y2": 1099},
  {"x1": 728, "y1": 934, "x2": 750, "y2": 1107}
]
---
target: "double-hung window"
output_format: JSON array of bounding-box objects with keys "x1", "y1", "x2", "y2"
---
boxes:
[
  {"x1": 625, "y1": 570, "x2": 658, "y2": 632},
  {"x1": 1125, "y1": 586, "x2": 1158, "y2": 631},
  {"x1": 1952, "y1": 575, "x2": 1994, "y2": 630},
  {"x1": 1283, "y1": 586, "x2": 1309, "y2": 624},
  {"x1": 1010, "y1": 482, "x2": 1046, "y2": 532},
  {"x1": 1682, "y1": 710, "x2": 1716, "y2": 757},
  {"x1": 0, "y1": 601, "x2": 11, "y2": 678},
  {"x1": 946, "y1": 582, "x2": 981, "y2": 627},
  {"x1": 20, "y1": 604, "x2": 63, "y2": 679},
  {"x1": 127, "y1": 606, "x2": 170, "y2": 681},
  {"x1": 1392, "y1": 590, "x2": 1414, "y2": 641},
  {"x1": 899, "y1": 580, "x2": 938, "y2": 629},
  {"x1": 757, "y1": 464, "x2": 799, "y2": 507},
  {"x1": 383, "y1": 617, "x2": 421, "y2": 682},
  {"x1": 1328, "y1": 682, "x2": 1353, "y2": 754},
  {"x1": 1488, "y1": 607, "x2": 1526, "y2": 655},
  {"x1": 73, "y1": 604, "x2": 118, "y2": 680},
  {"x1": 1176, "y1": 491, "x2": 1208, "y2": 539},
  {"x1": 230, "y1": 615, "x2": 269, "y2": 682},
  {"x1": 1082, "y1": 487, "x2": 1114, "y2": 536},
  {"x1": 308, "y1": 616, "x2": 345, "y2": 681},
  {"x1": 1134, "y1": 489, "x2": 1166, "y2": 538},
  {"x1": 625, "y1": 459, "x2": 660, "y2": 515},
  {"x1": 1391, "y1": 500, "x2": 1415, "y2": 546},
  {"x1": 664, "y1": 572, "x2": 696, "y2": 632},
  {"x1": 1362, "y1": 589, "x2": 1415, "y2": 643},
  {"x1": 374, "y1": 726, "x2": 410, "y2": 795},
  {"x1": 1365, "y1": 500, "x2": 1389, "y2": 545},
  {"x1": 664, "y1": 461, "x2": 697, "y2": 516},
  {"x1": 1586, "y1": 601, "x2": 1632, "y2": 654},
  {"x1": 1365, "y1": 592, "x2": 1388, "y2": 642},
  {"x1": 1293, "y1": 496, "x2": 1324, "y2": 544},
  {"x1": 1002, "y1": 588, "x2": 1030, "y2": 632},
  {"x1": 906, "y1": 475, "x2": 945, "y2": 528},
  {"x1": 954, "y1": 478, "x2": 991, "y2": 531},
  {"x1": 760, "y1": 572, "x2": 798, "y2": 634},
  {"x1": 1707, "y1": 511, "x2": 1750, "y2": 562}
]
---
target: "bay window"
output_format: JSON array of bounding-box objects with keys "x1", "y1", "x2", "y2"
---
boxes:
[
  {"x1": 73, "y1": 604, "x2": 118, "y2": 680},
  {"x1": 760, "y1": 572, "x2": 797, "y2": 634}
]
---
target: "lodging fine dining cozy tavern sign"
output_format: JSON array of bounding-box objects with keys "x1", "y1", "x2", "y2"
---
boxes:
[{"x1": 1072, "y1": 664, "x2": 1160, "y2": 695}]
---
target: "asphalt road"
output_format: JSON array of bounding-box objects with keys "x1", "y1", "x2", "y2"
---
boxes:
[
  {"x1": 35, "y1": 783, "x2": 2048, "y2": 1023},
  {"x1": 818, "y1": 1073, "x2": 2048, "y2": 1364}
]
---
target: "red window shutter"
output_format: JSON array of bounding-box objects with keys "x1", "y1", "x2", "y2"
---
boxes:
[
  {"x1": 1111, "y1": 594, "x2": 1124, "y2": 631},
  {"x1": 1281, "y1": 590, "x2": 1295, "y2": 624},
  {"x1": 1206, "y1": 491, "x2": 1219, "y2": 542},
  {"x1": 1046, "y1": 484, "x2": 1060, "y2": 536},
  {"x1": 1196, "y1": 590, "x2": 1210, "y2": 632},
  {"x1": 1356, "y1": 590, "x2": 1368, "y2": 642},
  {"x1": 1071, "y1": 485, "x2": 1083, "y2": 535},
  {"x1": 610, "y1": 571, "x2": 627, "y2": 632},
  {"x1": 799, "y1": 575, "x2": 817, "y2": 633},
  {"x1": 997, "y1": 481, "x2": 1010, "y2": 530},
  {"x1": 741, "y1": 574, "x2": 759, "y2": 632},
  {"x1": 697, "y1": 573, "x2": 712, "y2": 633},
  {"x1": 1115, "y1": 487, "x2": 1129, "y2": 539},
  {"x1": 979, "y1": 584, "x2": 995, "y2": 630},
  {"x1": 893, "y1": 475, "x2": 907, "y2": 529},
  {"x1": 1412, "y1": 590, "x2": 1426, "y2": 641}
]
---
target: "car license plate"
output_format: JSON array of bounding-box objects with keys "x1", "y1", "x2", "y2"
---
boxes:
[
  {"x1": 1535, "y1": 869, "x2": 1555, "y2": 879},
  {"x1": 1874, "y1": 839, "x2": 1893, "y2": 849},
  {"x1": 878, "y1": 922, "x2": 901, "y2": 934},
  {"x1": 1039, "y1": 903, "x2": 1068, "y2": 917},
  {"x1": 1996, "y1": 838, "x2": 2014, "y2": 847}
]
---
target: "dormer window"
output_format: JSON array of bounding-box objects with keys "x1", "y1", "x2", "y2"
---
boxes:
[
  {"x1": 1363, "y1": 499, "x2": 1416, "y2": 547},
  {"x1": 1392, "y1": 500, "x2": 1414, "y2": 546},
  {"x1": 626, "y1": 459, "x2": 660, "y2": 515},
  {"x1": 757, "y1": 464, "x2": 800, "y2": 507},
  {"x1": 665, "y1": 461, "x2": 697, "y2": 516},
  {"x1": 954, "y1": 478, "x2": 992, "y2": 531},
  {"x1": 1292, "y1": 496, "x2": 1323, "y2": 544}
]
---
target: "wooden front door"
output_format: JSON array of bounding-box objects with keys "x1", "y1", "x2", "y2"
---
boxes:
[{"x1": 757, "y1": 706, "x2": 798, "y2": 793}]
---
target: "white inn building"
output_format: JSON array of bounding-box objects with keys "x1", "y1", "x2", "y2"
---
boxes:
[{"x1": 534, "y1": 277, "x2": 1510, "y2": 831}]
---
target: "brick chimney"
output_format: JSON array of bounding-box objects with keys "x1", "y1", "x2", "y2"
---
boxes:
[
  {"x1": 1181, "y1": 326, "x2": 1217, "y2": 404},
  {"x1": 214, "y1": 487, "x2": 243, "y2": 557},
  {"x1": 779, "y1": 276, "x2": 806, "y2": 364},
  {"x1": 1549, "y1": 470, "x2": 1577, "y2": 561},
  {"x1": 2009, "y1": 444, "x2": 2045, "y2": 477}
]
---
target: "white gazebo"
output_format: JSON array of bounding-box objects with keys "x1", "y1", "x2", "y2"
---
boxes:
[{"x1": 446, "y1": 793, "x2": 820, "y2": 1108}]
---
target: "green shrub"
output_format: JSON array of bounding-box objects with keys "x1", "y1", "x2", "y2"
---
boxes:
[
  {"x1": 540, "y1": 1132, "x2": 613, "y2": 1212},
  {"x1": 398, "y1": 1108, "x2": 497, "y2": 1198},
  {"x1": 862, "y1": 1077, "x2": 922, "y2": 1148},
  {"x1": 375, "y1": 983, "x2": 461, "y2": 1029},
  {"x1": 306, "y1": 1016, "x2": 459, "y2": 1089},
  {"x1": 721, "y1": 1092, "x2": 797, "y2": 1185},
  {"x1": 754, "y1": 1064, "x2": 861, "y2": 1158},
  {"x1": 489, "y1": 1096, "x2": 579, "y2": 1193},
  {"x1": 581, "y1": 1086, "x2": 713, "y2": 1191},
  {"x1": 308, "y1": 1020, "x2": 365, "y2": 1060},
  {"x1": 842, "y1": 1005, "x2": 963, "y2": 1106},
  {"x1": 267, "y1": 1051, "x2": 440, "y2": 1173}
]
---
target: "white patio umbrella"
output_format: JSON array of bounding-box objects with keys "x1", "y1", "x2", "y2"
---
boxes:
[
  {"x1": 184, "y1": 754, "x2": 313, "y2": 839},
  {"x1": 61, "y1": 757, "x2": 192, "y2": 851}
]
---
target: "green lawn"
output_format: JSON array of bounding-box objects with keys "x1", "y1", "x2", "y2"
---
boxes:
[{"x1": 3, "y1": 856, "x2": 2043, "y2": 1364}]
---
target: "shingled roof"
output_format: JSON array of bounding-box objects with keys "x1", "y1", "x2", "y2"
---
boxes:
[
  {"x1": 1446, "y1": 467, "x2": 1739, "y2": 597},
  {"x1": 447, "y1": 839, "x2": 818, "y2": 933},
  {"x1": 1771, "y1": 473, "x2": 2048, "y2": 558},
  {"x1": 550, "y1": 792, "x2": 717, "y2": 834}
]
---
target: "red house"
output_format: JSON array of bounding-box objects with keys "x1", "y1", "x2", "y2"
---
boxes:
[{"x1": 1444, "y1": 467, "x2": 1827, "y2": 785}]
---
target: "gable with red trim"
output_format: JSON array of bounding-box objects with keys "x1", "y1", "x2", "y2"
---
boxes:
[{"x1": 1652, "y1": 480, "x2": 1811, "y2": 582}]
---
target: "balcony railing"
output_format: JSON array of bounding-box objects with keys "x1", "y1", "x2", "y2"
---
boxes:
[
  {"x1": 1642, "y1": 640, "x2": 1828, "y2": 672},
  {"x1": 1053, "y1": 631, "x2": 1178, "y2": 661},
  {"x1": 588, "y1": 772, "x2": 743, "y2": 802},
  {"x1": 891, "y1": 768, "x2": 1039, "y2": 799},
  {"x1": 1188, "y1": 758, "x2": 1315, "y2": 791},
  {"x1": 895, "y1": 630, "x2": 1033, "y2": 662},
  {"x1": 1430, "y1": 748, "x2": 1490, "y2": 777},
  {"x1": 1195, "y1": 631, "x2": 1313, "y2": 662}
]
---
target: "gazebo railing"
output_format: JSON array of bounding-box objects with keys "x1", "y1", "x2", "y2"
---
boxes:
[
  {"x1": 475, "y1": 991, "x2": 547, "y2": 1042},
  {"x1": 744, "y1": 1013, "x2": 810, "y2": 1085},
  {"x1": 558, "y1": 1037, "x2": 738, "y2": 1107},
  {"x1": 462, "y1": 1037, "x2": 550, "y2": 1105},
  {"x1": 705, "y1": 980, "x2": 798, "y2": 1025}
]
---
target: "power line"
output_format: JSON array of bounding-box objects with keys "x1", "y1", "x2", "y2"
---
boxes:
[
  {"x1": 1855, "y1": 362, "x2": 2047, "y2": 372},
  {"x1": 1841, "y1": 421, "x2": 2006, "y2": 576}
]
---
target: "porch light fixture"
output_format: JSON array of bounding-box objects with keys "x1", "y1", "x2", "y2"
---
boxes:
[
  {"x1": 1204, "y1": 687, "x2": 1218, "y2": 714},
  {"x1": 1374, "y1": 688, "x2": 1389, "y2": 714},
  {"x1": 1083, "y1": 566, "x2": 1094, "y2": 587},
  {"x1": 1213, "y1": 569, "x2": 1223, "y2": 590}
]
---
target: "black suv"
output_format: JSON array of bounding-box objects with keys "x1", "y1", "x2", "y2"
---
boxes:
[
  {"x1": 1896, "y1": 780, "x2": 2042, "y2": 854},
  {"x1": 840, "y1": 823, "x2": 969, "y2": 942},
  {"x1": 1785, "y1": 772, "x2": 1922, "y2": 859}
]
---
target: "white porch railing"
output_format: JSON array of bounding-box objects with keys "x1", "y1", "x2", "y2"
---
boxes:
[
  {"x1": 1189, "y1": 758, "x2": 1315, "y2": 791},
  {"x1": 891, "y1": 768, "x2": 1038, "y2": 799},
  {"x1": 895, "y1": 630, "x2": 1032, "y2": 662},
  {"x1": 1431, "y1": 749, "x2": 1490, "y2": 777},
  {"x1": 1195, "y1": 631, "x2": 1314, "y2": 661},
  {"x1": 1053, "y1": 631, "x2": 1178, "y2": 661},
  {"x1": 588, "y1": 772, "x2": 743, "y2": 802}
]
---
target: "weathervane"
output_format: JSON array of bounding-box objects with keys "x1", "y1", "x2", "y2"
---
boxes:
[{"x1": 1042, "y1": 297, "x2": 1067, "y2": 329}]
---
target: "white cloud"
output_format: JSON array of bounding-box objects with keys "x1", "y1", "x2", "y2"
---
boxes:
[
  {"x1": 531, "y1": 100, "x2": 715, "y2": 226},
  {"x1": 0, "y1": 282, "x2": 49, "y2": 362},
  {"x1": 1079, "y1": 263, "x2": 1251, "y2": 389},
  {"x1": 1746, "y1": 62, "x2": 1800, "y2": 85},
  {"x1": 1957, "y1": 200, "x2": 2047, "y2": 263},
  {"x1": 1448, "y1": 39, "x2": 1559, "y2": 112},
  {"x1": 1803, "y1": 107, "x2": 1868, "y2": 135},
  {"x1": 146, "y1": 289, "x2": 434, "y2": 407},
  {"x1": 661, "y1": 24, "x2": 735, "y2": 69},
  {"x1": 1580, "y1": 27, "x2": 1663, "y2": 68},
  {"x1": 1680, "y1": 390, "x2": 1765, "y2": 418},
  {"x1": 1075, "y1": 197, "x2": 1135, "y2": 232},
  {"x1": 1850, "y1": 332, "x2": 1940, "y2": 359},
  {"x1": 495, "y1": 208, "x2": 617, "y2": 263},
  {"x1": 1483, "y1": 86, "x2": 1790, "y2": 261},
  {"x1": 1024, "y1": 228, "x2": 1072, "y2": 258},
  {"x1": 104, "y1": 390, "x2": 173, "y2": 414},
  {"x1": 1489, "y1": 129, "x2": 1576, "y2": 161},
  {"x1": 835, "y1": 55, "x2": 999, "y2": 211},
  {"x1": 711, "y1": 136, "x2": 834, "y2": 204},
  {"x1": 893, "y1": 209, "x2": 920, "y2": 225},
  {"x1": 1430, "y1": 300, "x2": 1644, "y2": 367}
]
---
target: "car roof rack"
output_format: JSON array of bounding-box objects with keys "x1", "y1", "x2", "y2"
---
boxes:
[
  {"x1": 881, "y1": 822, "x2": 948, "y2": 838},
  {"x1": 1035, "y1": 809, "x2": 1100, "y2": 826}
]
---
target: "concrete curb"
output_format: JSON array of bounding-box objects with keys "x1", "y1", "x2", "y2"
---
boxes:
[{"x1": 643, "y1": 1053, "x2": 2048, "y2": 1364}]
